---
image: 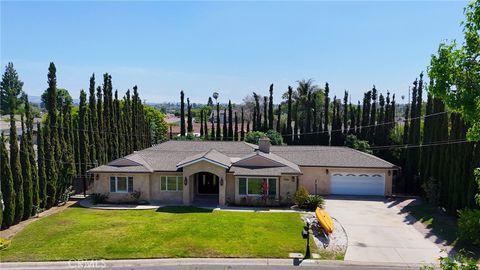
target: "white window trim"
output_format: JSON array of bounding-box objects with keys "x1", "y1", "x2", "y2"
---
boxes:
[
  {"x1": 160, "y1": 176, "x2": 183, "y2": 192},
  {"x1": 237, "y1": 177, "x2": 278, "y2": 197},
  {"x1": 110, "y1": 176, "x2": 133, "y2": 193}
]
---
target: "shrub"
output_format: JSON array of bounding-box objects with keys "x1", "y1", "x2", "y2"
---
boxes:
[
  {"x1": 423, "y1": 252, "x2": 478, "y2": 270},
  {"x1": 302, "y1": 195, "x2": 325, "y2": 210},
  {"x1": 91, "y1": 193, "x2": 109, "y2": 205},
  {"x1": 245, "y1": 131, "x2": 266, "y2": 144},
  {"x1": 129, "y1": 190, "x2": 142, "y2": 202},
  {"x1": 265, "y1": 129, "x2": 283, "y2": 145},
  {"x1": 293, "y1": 186, "x2": 309, "y2": 206},
  {"x1": 0, "y1": 238, "x2": 10, "y2": 250},
  {"x1": 457, "y1": 209, "x2": 480, "y2": 246}
]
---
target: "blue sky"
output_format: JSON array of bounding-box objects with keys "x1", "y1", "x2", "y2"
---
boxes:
[{"x1": 1, "y1": 1, "x2": 467, "y2": 104}]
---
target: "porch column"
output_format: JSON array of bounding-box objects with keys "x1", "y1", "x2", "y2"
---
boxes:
[
  {"x1": 182, "y1": 174, "x2": 192, "y2": 205},
  {"x1": 219, "y1": 172, "x2": 226, "y2": 206}
]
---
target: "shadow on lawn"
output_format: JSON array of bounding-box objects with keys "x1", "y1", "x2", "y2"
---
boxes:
[{"x1": 156, "y1": 206, "x2": 213, "y2": 214}]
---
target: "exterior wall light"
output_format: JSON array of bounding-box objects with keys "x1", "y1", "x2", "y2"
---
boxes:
[
  {"x1": 388, "y1": 170, "x2": 391, "y2": 176},
  {"x1": 326, "y1": 169, "x2": 329, "y2": 175},
  {"x1": 220, "y1": 178, "x2": 224, "y2": 186},
  {"x1": 184, "y1": 177, "x2": 188, "y2": 186}
]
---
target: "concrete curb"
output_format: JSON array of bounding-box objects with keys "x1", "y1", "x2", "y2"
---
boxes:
[{"x1": 0, "y1": 258, "x2": 434, "y2": 269}]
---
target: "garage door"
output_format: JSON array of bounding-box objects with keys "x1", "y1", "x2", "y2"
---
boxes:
[{"x1": 330, "y1": 173, "x2": 385, "y2": 196}]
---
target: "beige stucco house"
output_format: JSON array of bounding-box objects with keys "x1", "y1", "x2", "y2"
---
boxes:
[{"x1": 89, "y1": 138, "x2": 398, "y2": 206}]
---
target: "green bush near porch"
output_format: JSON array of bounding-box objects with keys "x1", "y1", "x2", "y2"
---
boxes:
[{"x1": 0, "y1": 206, "x2": 319, "y2": 261}]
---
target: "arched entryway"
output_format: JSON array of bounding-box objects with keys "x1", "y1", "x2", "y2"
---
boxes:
[{"x1": 192, "y1": 172, "x2": 220, "y2": 205}]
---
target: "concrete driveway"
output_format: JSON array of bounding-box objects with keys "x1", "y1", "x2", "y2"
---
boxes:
[{"x1": 325, "y1": 197, "x2": 445, "y2": 265}]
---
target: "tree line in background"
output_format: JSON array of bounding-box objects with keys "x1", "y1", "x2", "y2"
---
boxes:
[
  {"x1": 177, "y1": 76, "x2": 478, "y2": 215},
  {"x1": 0, "y1": 62, "x2": 167, "y2": 229}
]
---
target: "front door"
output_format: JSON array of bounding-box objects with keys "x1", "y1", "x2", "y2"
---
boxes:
[{"x1": 197, "y1": 172, "x2": 219, "y2": 194}]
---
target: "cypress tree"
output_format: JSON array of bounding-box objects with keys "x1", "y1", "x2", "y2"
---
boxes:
[
  {"x1": 79, "y1": 90, "x2": 89, "y2": 178},
  {"x1": 246, "y1": 121, "x2": 250, "y2": 134},
  {"x1": 228, "y1": 100, "x2": 233, "y2": 140},
  {"x1": 216, "y1": 103, "x2": 221, "y2": 140},
  {"x1": 276, "y1": 105, "x2": 281, "y2": 133},
  {"x1": 360, "y1": 91, "x2": 371, "y2": 140},
  {"x1": 187, "y1": 98, "x2": 192, "y2": 133},
  {"x1": 268, "y1": 84, "x2": 274, "y2": 130},
  {"x1": 293, "y1": 101, "x2": 299, "y2": 145},
  {"x1": 37, "y1": 123, "x2": 47, "y2": 209},
  {"x1": 312, "y1": 93, "x2": 317, "y2": 145},
  {"x1": 9, "y1": 90, "x2": 23, "y2": 223},
  {"x1": 96, "y1": 85, "x2": 105, "y2": 164},
  {"x1": 369, "y1": 86, "x2": 377, "y2": 143},
  {"x1": 1, "y1": 133, "x2": 15, "y2": 229},
  {"x1": 24, "y1": 95, "x2": 39, "y2": 213},
  {"x1": 253, "y1": 93, "x2": 261, "y2": 131},
  {"x1": 303, "y1": 90, "x2": 312, "y2": 145},
  {"x1": 356, "y1": 101, "x2": 361, "y2": 136},
  {"x1": 322, "y1": 82, "x2": 330, "y2": 145},
  {"x1": 343, "y1": 91, "x2": 349, "y2": 134},
  {"x1": 234, "y1": 111, "x2": 238, "y2": 141},
  {"x1": 200, "y1": 110, "x2": 204, "y2": 137},
  {"x1": 60, "y1": 100, "x2": 76, "y2": 199},
  {"x1": 286, "y1": 86, "x2": 293, "y2": 145},
  {"x1": 349, "y1": 102, "x2": 355, "y2": 135},
  {"x1": 203, "y1": 111, "x2": 208, "y2": 140},
  {"x1": 124, "y1": 90, "x2": 132, "y2": 154},
  {"x1": 263, "y1": 96, "x2": 268, "y2": 131},
  {"x1": 88, "y1": 74, "x2": 97, "y2": 164},
  {"x1": 222, "y1": 108, "x2": 227, "y2": 140},
  {"x1": 241, "y1": 107, "x2": 245, "y2": 141},
  {"x1": 20, "y1": 115, "x2": 33, "y2": 220},
  {"x1": 211, "y1": 117, "x2": 215, "y2": 140},
  {"x1": 180, "y1": 91, "x2": 186, "y2": 136},
  {"x1": 108, "y1": 77, "x2": 118, "y2": 159}
]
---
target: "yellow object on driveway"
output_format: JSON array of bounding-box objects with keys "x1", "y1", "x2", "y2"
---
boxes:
[{"x1": 315, "y1": 207, "x2": 334, "y2": 234}]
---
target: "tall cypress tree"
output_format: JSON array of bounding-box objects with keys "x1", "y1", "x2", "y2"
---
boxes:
[
  {"x1": 303, "y1": 90, "x2": 312, "y2": 145},
  {"x1": 293, "y1": 101, "x2": 299, "y2": 145},
  {"x1": 349, "y1": 102, "x2": 355, "y2": 135},
  {"x1": 263, "y1": 96, "x2": 268, "y2": 131},
  {"x1": 211, "y1": 117, "x2": 215, "y2": 140},
  {"x1": 253, "y1": 93, "x2": 261, "y2": 131},
  {"x1": 234, "y1": 111, "x2": 238, "y2": 141},
  {"x1": 180, "y1": 91, "x2": 186, "y2": 136},
  {"x1": 343, "y1": 91, "x2": 349, "y2": 134},
  {"x1": 312, "y1": 93, "x2": 317, "y2": 145},
  {"x1": 60, "y1": 99, "x2": 76, "y2": 200},
  {"x1": 241, "y1": 107, "x2": 245, "y2": 141},
  {"x1": 45, "y1": 63, "x2": 58, "y2": 208},
  {"x1": 96, "y1": 85, "x2": 105, "y2": 164},
  {"x1": 88, "y1": 74, "x2": 97, "y2": 164},
  {"x1": 187, "y1": 98, "x2": 192, "y2": 133},
  {"x1": 360, "y1": 91, "x2": 371, "y2": 140},
  {"x1": 286, "y1": 86, "x2": 293, "y2": 145},
  {"x1": 37, "y1": 123, "x2": 47, "y2": 209},
  {"x1": 203, "y1": 111, "x2": 208, "y2": 140},
  {"x1": 322, "y1": 82, "x2": 330, "y2": 145},
  {"x1": 0, "y1": 133, "x2": 15, "y2": 229},
  {"x1": 228, "y1": 100, "x2": 233, "y2": 140},
  {"x1": 216, "y1": 103, "x2": 221, "y2": 140},
  {"x1": 200, "y1": 110, "x2": 204, "y2": 137},
  {"x1": 20, "y1": 115, "x2": 33, "y2": 220},
  {"x1": 24, "y1": 95, "x2": 39, "y2": 213},
  {"x1": 268, "y1": 84, "x2": 274, "y2": 130},
  {"x1": 9, "y1": 86, "x2": 23, "y2": 223},
  {"x1": 79, "y1": 90, "x2": 89, "y2": 178},
  {"x1": 222, "y1": 108, "x2": 227, "y2": 140},
  {"x1": 276, "y1": 105, "x2": 282, "y2": 133},
  {"x1": 369, "y1": 86, "x2": 377, "y2": 143}
]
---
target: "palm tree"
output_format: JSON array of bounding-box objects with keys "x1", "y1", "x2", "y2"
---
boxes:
[{"x1": 213, "y1": 92, "x2": 219, "y2": 103}]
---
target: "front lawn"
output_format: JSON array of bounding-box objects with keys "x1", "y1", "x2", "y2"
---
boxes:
[{"x1": 1, "y1": 206, "x2": 317, "y2": 261}]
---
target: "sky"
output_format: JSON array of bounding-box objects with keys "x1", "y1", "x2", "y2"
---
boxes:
[{"x1": 1, "y1": 0, "x2": 468, "y2": 105}]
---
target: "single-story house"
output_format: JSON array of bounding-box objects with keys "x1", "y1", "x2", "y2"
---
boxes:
[{"x1": 89, "y1": 138, "x2": 398, "y2": 206}]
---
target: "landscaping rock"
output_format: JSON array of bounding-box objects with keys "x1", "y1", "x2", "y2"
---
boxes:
[{"x1": 301, "y1": 212, "x2": 347, "y2": 255}]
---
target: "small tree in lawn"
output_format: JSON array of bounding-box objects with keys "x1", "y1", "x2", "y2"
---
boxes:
[{"x1": 261, "y1": 179, "x2": 269, "y2": 206}]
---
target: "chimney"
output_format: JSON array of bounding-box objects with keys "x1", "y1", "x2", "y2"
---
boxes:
[{"x1": 258, "y1": 137, "x2": 271, "y2": 153}]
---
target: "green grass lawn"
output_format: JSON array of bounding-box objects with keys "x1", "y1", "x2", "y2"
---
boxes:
[{"x1": 0, "y1": 206, "x2": 324, "y2": 262}]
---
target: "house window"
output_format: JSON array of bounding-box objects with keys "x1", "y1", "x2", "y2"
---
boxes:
[
  {"x1": 110, "y1": 176, "x2": 134, "y2": 193},
  {"x1": 160, "y1": 176, "x2": 183, "y2": 192},
  {"x1": 238, "y1": 177, "x2": 277, "y2": 196}
]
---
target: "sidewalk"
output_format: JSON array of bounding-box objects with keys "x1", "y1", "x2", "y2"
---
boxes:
[{"x1": 0, "y1": 258, "x2": 429, "y2": 270}]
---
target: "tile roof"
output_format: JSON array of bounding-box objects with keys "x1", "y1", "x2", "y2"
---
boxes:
[{"x1": 88, "y1": 141, "x2": 397, "y2": 174}]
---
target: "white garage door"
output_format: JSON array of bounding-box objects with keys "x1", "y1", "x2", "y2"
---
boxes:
[{"x1": 330, "y1": 173, "x2": 385, "y2": 196}]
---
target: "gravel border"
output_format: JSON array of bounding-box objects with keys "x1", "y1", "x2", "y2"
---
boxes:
[{"x1": 301, "y1": 212, "x2": 348, "y2": 254}]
